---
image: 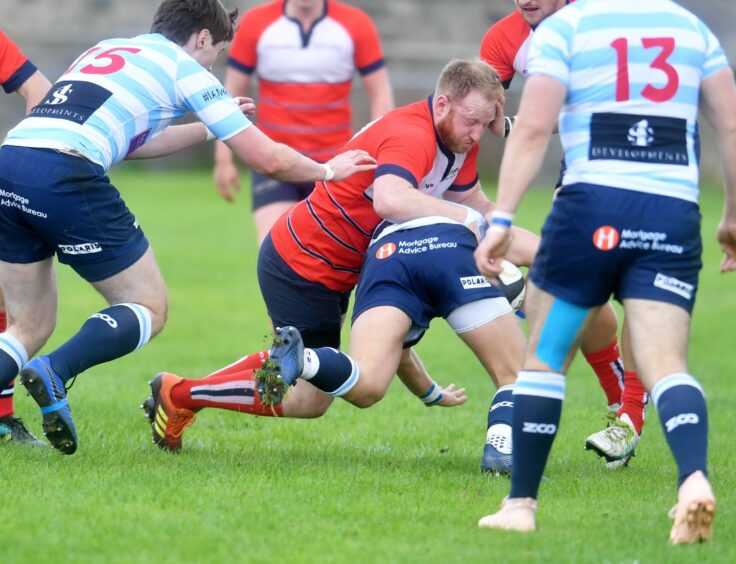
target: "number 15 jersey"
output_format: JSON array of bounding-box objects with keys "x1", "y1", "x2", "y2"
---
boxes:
[{"x1": 3, "y1": 33, "x2": 251, "y2": 171}]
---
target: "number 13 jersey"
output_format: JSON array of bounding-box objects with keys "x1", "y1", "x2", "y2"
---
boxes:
[{"x1": 530, "y1": 0, "x2": 728, "y2": 202}]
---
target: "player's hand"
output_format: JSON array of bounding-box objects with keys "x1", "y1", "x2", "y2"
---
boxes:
[
  {"x1": 488, "y1": 101, "x2": 506, "y2": 138},
  {"x1": 436, "y1": 383, "x2": 467, "y2": 407},
  {"x1": 325, "y1": 150, "x2": 377, "y2": 181},
  {"x1": 474, "y1": 228, "x2": 512, "y2": 277},
  {"x1": 234, "y1": 96, "x2": 256, "y2": 117},
  {"x1": 716, "y1": 216, "x2": 736, "y2": 272},
  {"x1": 213, "y1": 157, "x2": 241, "y2": 203}
]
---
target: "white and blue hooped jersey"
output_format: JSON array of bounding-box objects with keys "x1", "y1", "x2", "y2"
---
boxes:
[
  {"x1": 528, "y1": 0, "x2": 729, "y2": 203},
  {"x1": 3, "y1": 33, "x2": 251, "y2": 171}
]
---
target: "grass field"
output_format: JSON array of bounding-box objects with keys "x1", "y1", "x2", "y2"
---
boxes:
[{"x1": 1, "y1": 166, "x2": 735, "y2": 563}]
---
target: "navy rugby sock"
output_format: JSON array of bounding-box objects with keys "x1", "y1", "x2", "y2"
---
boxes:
[
  {"x1": 48, "y1": 303, "x2": 152, "y2": 383},
  {"x1": 509, "y1": 371, "x2": 565, "y2": 500},
  {"x1": 487, "y1": 385, "x2": 514, "y2": 430},
  {"x1": 652, "y1": 373, "x2": 708, "y2": 487},
  {"x1": 301, "y1": 347, "x2": 359, "y2": 396}
]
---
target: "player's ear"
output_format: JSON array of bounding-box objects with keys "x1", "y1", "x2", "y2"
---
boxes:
[
  {"x1": 434, "y1": 94, "x2": 451, "y2": 119},
  {"x1": 197, "y1": 29, "x2": 211, "y2": 49}
]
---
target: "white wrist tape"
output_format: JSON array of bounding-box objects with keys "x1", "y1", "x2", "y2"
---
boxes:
[
  {"x1": 419, "y1": 381, "x2": 444, "y2": 406},
  {"x1": 322, "y1": 163, "x2": 335, "y2": 181}
]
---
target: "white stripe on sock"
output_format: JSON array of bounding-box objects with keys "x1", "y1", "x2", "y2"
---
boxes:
[
  {"x1": 651, "y1": 373, "x2": 703, "y2": 406},
  {"x1": 119, "y1": 303, "x2": 153, "y2": 350},
  {"x1": 0, "y1": 333, "x2": 28, "y2": 371},
  {"x1": 513, "y1": 371, "x2": 566, "y2": 400}
]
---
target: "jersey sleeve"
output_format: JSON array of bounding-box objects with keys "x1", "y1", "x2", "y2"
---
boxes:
[
  {"x1": 373, "y1": 123, "x2": 434, "y2": 189},
  {"x1": 0, "y1": 29, "x2": 37, "y2": 93},
  {"x1": 227, "y1": 9, "x2": 265, "y2": 75},
  {"x1": 334, "y1": 4, "x2": 386, "y2": 75},
  {"x1": 176, "y1": 59, "x2": 251, "y2": 140},
  {"x1": 480, "y1": 24, "x2": 516, "y2": 87},
  {"x1": 697, "y1": 19, "x2": 729, "y2": 79},
  {"x1": 527, "y1": 10, "x2": 577, "y2": 87},
  {"x1": 448, "y1": 145, "x2": 479, "y2": 192}
]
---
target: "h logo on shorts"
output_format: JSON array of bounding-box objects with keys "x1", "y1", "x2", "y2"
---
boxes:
[
  {"x1": 592, "y1": 226, "x2": 620, "y2": 251},
  {"x1": 375, "y1": 243, "x2": 396, "y2": 259}
]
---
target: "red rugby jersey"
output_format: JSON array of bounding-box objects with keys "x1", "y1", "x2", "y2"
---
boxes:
[
  {"x1": 228, "y1": 0, "x2": 385, "y2": 162},
  {"x1": 0, "y1": 29, "x2": 37, "y2": 94},
  {"x1": 270, "y1": 97, "x2": 480, "y2": 292},
  {"x1": 480, "y1": 2, "x2": 574, "y2": 89},
  {"x1": 479, "y1": 10, "x2": 532, "y2": 89}
]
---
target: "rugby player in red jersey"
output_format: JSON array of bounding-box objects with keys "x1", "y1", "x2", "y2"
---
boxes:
[
  {"x1": 213, "y1": 0, "x2": 394, "y2": 244},
  {"x1": 144, "y1": 60, "x2": 536, "y2": 475}
]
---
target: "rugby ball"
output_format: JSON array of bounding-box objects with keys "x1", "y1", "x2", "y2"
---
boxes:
[{"x1": 495, "y1": 260, "x2": 526, "y2": 312}]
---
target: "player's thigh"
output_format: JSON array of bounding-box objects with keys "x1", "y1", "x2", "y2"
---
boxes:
[
  {"x1": 258, "y1": 234, "x2": 346, "y2": 348},
  {"x1": 349, "y1": 306, "x2": 412, "y2": 395},
  {"x1": 0, "y1": 257, "x2": 57, "y2": 347},
  {"x1": 456, "y1": 307, "x2": 525, "y2": 388},
  {"x1": 524, "y1": 279, "x2": 599, "y2": 374},
  {"x1": 622, "y1": 298, "x2": 689, "y2": 389},
  {"x1": 91, "y1": 247, "x2": 167, "y2": 330}
]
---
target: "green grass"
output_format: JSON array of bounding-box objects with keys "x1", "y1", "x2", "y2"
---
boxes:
[{"x1": 1, "y1": 166, "x2": 735, "y2": 563}]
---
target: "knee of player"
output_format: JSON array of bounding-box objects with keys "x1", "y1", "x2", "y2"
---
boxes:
[
  {"x1": 8, "y1": 315, "x2": 55, "y2": 356},
  {"x1": 147, "y1": 295, "x2": 169, "y2": 337},
  {"x1": 493, "y1": 369, "x2": 518, "y2": 388},
  {"x1": 349, "y1": 384, "x2": 387, "y2": 409}
]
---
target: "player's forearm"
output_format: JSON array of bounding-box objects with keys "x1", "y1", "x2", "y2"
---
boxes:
[
  {"x1": 396, "y1": 349, "x2": 433, "y2": 396},
  {"x1": 495, "y1": 123, "x2": 550, "y2": 213},
  {"x1": 254, "y1": 142, "x2": 328, "y2": 183},
  {"x1": 447, "y1": 185, "x2": 493, "y2": 216},
  {"x1": 363, "y1": 68, "x2": 394, "y2": 120},
  {"x1": 373, "y1": 185, "x2": 468, "y2": 224},
  {"x1": 214, "y1": 139, "x2": 234, "y2": 164},
  {"x1": 506, "y1": 225, "x2": 540, "y2": 267},
  {"x1": 17, "y1": 71, "x2": 52, "y2": 113},
  {"x1": 127, "y1": 123, "x2": 210, "y2": 160},
  {"x1": 718, "y1": 127, "x2": 736, "y2": 215}
]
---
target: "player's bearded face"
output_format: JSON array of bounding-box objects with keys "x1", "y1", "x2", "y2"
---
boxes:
[{"x1": 436, "y1": 94, "x2": 495, "y2": 154}]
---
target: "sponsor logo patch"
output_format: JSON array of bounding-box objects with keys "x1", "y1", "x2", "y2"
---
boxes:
[
  {"x1": 375, "y1": 242, "x2": 396, "y2": 259},
  {"x1": 32, "y1": 81, "x2": 113, "y2": 125},
  {"x1": 665, "y1": 412, "x2": 699, "y2": 432},
  {"x1": 460, "y1": 276, "x2": 491, "y2": 289},
  {"x1": 522, "y1": 422, "x2": 557, "y2": 434},
  {"x1": 58, "y1": 242, "x2": 102, "y2": 255},
  {"x1": 589, "y1": 112, "x2": 688, "y2": 166},
  {"x1": 592, "y1": 226, "x2": 620, "y2": 251},
  {"x1": 653, "y1": 273, "x2": 694, "y2": 300}
]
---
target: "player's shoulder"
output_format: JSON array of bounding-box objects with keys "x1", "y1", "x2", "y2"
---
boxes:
[
  {"x1": 382, "y1": 99, "x2": 435, "y2": 138},
  {"x1": 0, "y1": 28, "x2": 16, "y2": 48},
  {"x1": 483, "y1": 10, "x2": 529, "y2": 44},
  {"x1": 239, "y1": 0, "x2": 283, "y2": 26},
  {"x1": 328, "y1": 0, "x2": 376, "y2": 25}
]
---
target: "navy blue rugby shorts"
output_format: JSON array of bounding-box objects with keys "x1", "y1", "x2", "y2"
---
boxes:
[
  {"x1": 531, "y1": 183, "x2": 702, "y2": 313},
  {"x1": 0, "y1": 146, "x2": 149, "y2": 282},
  {"x1": 257, "y1": 233, "x2": 350, "y2": 349},
  {"x1": 251, "y1": 171, "x2": 315, "y2": 211},
  {"x1": 352, "y1": 223, "x2": 504, "y2": 334}
]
